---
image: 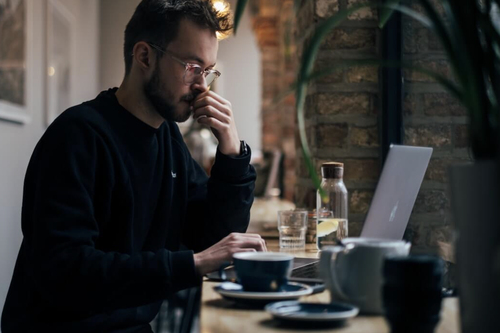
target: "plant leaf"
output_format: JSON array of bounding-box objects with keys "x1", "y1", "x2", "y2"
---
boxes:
[
  {"x1": 233, "y1": 0, "x2": 248, "y2": 35},
  {"x1": 276, "y1": 58, "x2": 463, "y2": 126},
  {"x1": 418, "y1": 0, "x2": 461, "y2": 88},
  {"x1": 378, "y1": 0, "x2": 400, "y2": 28},
  {"x1": 297, "y1": 2, "x2": 431, "y2": 93},
  {"x1": 306, "y1": 59, "x2": 462, "y2": 101},
  {"x1": 443, "y1": 0, "x2": 491, "y2": 158},
  {"x1": 296, "y1": 4, "x2": 369, "y2": 199},
  {"x1": 296, "y1": 2, "x2": 429, "y2": 197},
  {"x1": 273, "y1": 83, "x2": 297, "y2": 104},
  {"x1": 478, "y1": 7, "x2": 500, "y2": 157},
  {"x1": 480, "y1": 10, "x2": 500, "y2": 114},
  {"x1": 294, "y1": 0, "x2": 302, "y2": 13}
]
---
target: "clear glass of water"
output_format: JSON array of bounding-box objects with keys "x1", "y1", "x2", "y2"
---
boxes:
[
  {"x1": 317, "y1": 209, "x2": 348, "y2": 249},
  {"x1": 277, "y1": 210, "x2": 308, "y2": 250}
]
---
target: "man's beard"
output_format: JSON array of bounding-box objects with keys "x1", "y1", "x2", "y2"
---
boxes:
[{"x1": 144, "y1": 67, "x2": 194, "y2": 123}]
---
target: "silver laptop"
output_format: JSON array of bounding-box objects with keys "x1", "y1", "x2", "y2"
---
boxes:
[
  {"x1": 360, "y1": 144, "x2": 433, "y2": 239},
  {"x1": 291, "y1": 145, "x2": 433, "y2": 283}
]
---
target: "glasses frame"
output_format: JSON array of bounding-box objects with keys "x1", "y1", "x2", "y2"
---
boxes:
[{"x1": 147, "y1": 42, "x2": 221, "y2": 87}]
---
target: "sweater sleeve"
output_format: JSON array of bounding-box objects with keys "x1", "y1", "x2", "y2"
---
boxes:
[
  {"x1": 182, "y1": 144, "x2": 256, "y2": 252},
  {"x1": 24, "y1": 115, "x2": 200, "y2": 313}
]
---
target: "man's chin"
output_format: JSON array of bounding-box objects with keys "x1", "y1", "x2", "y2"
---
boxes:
[
  {"x1": 172, "y1": 105, "x2": 193, "y2": 123},
  {"x1": 174, "y1": 115, "x2": 191, "y2": 123},
  {"x1": 156, "y1": 106, "x2": 191, "y2": 123}
]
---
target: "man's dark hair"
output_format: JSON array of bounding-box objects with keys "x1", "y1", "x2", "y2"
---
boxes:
[{"x1": 124, "y1": 0, "x2": 233, "y2": 75}]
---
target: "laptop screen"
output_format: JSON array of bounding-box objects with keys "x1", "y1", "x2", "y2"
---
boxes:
[{"x1": 361, "y1": 145, "x2": 432, "y2": 239}]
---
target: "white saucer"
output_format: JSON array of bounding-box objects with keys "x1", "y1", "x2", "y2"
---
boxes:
[
  {"x1": 265, "y1": 300, "x2": 359, "y2": 324},
  {"x1": 214, "y1": 282, "x2": 313, "y2": 303}
]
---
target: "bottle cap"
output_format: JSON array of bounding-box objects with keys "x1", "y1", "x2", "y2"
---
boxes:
[{"x1": 321, "y1": 162, "x2": 344, "y2": 179}]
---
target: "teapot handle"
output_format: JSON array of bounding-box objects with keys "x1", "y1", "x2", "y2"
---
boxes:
[{"x1": 320, "y1": 245, "x2": 351, "y2": 301}]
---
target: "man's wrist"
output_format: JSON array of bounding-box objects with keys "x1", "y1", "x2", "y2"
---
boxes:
[
  {"x1": 239, "y1": 140, "x2": 249, "y2": 156},
  {"x1": 193, "y1": 253, "x2": 204, "y2": 276}
]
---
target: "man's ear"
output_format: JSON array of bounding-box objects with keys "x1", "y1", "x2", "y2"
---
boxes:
[{"x1": 132, "y1": 41, "x2": 155, "y2": 71}]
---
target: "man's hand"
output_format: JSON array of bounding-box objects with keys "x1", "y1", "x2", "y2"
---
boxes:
[
  {"x1": 193, "y1": 233, "x2": 267, "y2": 276},
  {"x1": 192, "y1": 91, "x2": 240, "y2": 156}
]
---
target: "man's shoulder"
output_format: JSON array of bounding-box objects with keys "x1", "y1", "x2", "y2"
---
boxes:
[
  {"x1": 36, "y1": 104, "x2": 114, "y2": 153},
  {"x1": 48, "y1": 102, "x2": 110, "y2": 135},
  {"x1": 58, "y1": 102, "x2": 106, "y2": 125}
]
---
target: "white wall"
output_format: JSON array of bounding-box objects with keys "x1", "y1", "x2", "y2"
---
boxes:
[
  {"x1": 99, "y1": 0, "x2": 262, "y2": 151},
  {"x1": 218, "y1": 0, "x2": 261, "y2": 152},
  {"x1": 0, "y1": 0, "x2": 99, "y2": 320},
  {"x1": 99, "y1": 0, "x2": 141, "y2": 90}
]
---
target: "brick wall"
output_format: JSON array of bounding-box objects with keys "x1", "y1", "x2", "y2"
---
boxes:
[
  {"x1": 402, "y1": 2, "x2": 467, "y2": 286},
  {"x1": 253, "y1": 0, "x2": 462, "y2": 284},
  {"x1": 252, "y1": 0, "x2": 298, "y2": 201},
  {"x1": 294, "y1": 0, "x2": 381, "y2": 240},
  {"x1": 293, "y1": 0, "x2": 461, "y2": 285}
]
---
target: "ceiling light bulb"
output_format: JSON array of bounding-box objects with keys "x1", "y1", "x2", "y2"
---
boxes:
[{"x1": 213, "y1": 1, "x2": 227, "y2": 12}]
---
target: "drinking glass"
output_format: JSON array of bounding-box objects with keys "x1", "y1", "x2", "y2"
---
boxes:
[{"x1": 277, "y1": 210, "x2": 308, "y2": 250}]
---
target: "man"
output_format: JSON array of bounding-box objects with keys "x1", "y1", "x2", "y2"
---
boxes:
[{"x1": 1, "y1": 0, "x2": 265, "y2": 331}]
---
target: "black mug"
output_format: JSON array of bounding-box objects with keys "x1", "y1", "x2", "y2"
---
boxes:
[{"x1": 383, "y1": 255, "x2": 444, "y2": 333}]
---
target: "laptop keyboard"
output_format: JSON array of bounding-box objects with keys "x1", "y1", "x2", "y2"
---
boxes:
[{"x1": 290, "y1": 261, "x2": 320, "y2": 279}]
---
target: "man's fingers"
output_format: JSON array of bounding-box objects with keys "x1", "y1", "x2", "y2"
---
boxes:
[
  {"x1": 234, "y1": 248, "x2": 257, "y2": 254},
  {"x1": 194, "y1": 106, "x2": 231, "y2": 124},
  {"x1": 195, "y1": 233, "x2": 269, "y2": 275},
  {"x1": 196, "y1": 116, "x2": 228, "y2": 134},
  {"x1": 223, "y1": 233, "x2": 267, "y2": 252},
  {"x1": 242, "y1": 233, "x2": 264, "y2": 238},
  {"x1": 195, "y1": 91, "x2": 230, "y2": 108},
  {"x1": 193, "y1": 96, "x2": 228, "y2": 114},
  {"x1": 226, "y1": 232, "x2": 265, "y2": 241},
  {"x1": 226, "y1": 232, "x2": 261, "y2": 238},
  {"x1": 237, "y1": 237, "x2": 266, "y2": 252},
  {"x1": 192, "y1": 90, "x2": 240, "y2": 156}
]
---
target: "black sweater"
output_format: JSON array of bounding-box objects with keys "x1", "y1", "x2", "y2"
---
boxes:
[{"x1": 1, "y1": 89, "x2": 255, "y2": 332}]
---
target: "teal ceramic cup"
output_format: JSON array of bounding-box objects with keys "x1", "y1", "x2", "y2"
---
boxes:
[{"x1": 232, "y1": 252, "x2": 294, "y2": 292}]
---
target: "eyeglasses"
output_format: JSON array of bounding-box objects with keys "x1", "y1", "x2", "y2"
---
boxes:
[{"x1": 147, "y1": 42, "x2": 221, "y2": 87}]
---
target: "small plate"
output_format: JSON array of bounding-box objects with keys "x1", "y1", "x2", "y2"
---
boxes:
[
  {"x1": 265, "y1": 301, "x2": 359, "y2": 324},
  {"x1": 214, "y1": 282, "x2": 313, "y2": 304}
]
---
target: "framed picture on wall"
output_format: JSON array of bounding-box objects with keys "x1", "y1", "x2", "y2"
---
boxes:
[
  {"x1": 46, "y1": 0, "x2": 76, "y2": 125},
  {"x1": 0, "y1": 0, "x2": 31, "y2": 124}
]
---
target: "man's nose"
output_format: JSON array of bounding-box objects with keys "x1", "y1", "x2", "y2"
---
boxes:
[{"x1": 191, "y1": 74, "x2": 209, "y2": 93}]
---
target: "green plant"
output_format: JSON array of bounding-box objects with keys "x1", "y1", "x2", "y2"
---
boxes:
[{"x1": 233, "y1": 0, "x2": 500, "y2": 193}]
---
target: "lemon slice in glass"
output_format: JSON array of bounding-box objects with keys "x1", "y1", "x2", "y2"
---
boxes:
[{"x1": 317, "y1": 219, "x2": 339, "y2": 237}]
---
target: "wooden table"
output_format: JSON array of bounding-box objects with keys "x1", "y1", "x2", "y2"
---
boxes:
[{"x1": 199, "y1": 241, "x2": 460, "y2": 333}]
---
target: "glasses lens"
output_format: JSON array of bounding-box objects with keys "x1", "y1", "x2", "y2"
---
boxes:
[
  {"x1": 184, "y1": 66, "x2": 199, "y2": 84},
  {"x1": 205, "y1": 71, "x2": 219, "y2": 87},
  {"x1": 184, "y1": 66, "x2": 220, "y2": 87},
  {"x1": 192, "y1": 67, "x2": 203, "y2": 75}
]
